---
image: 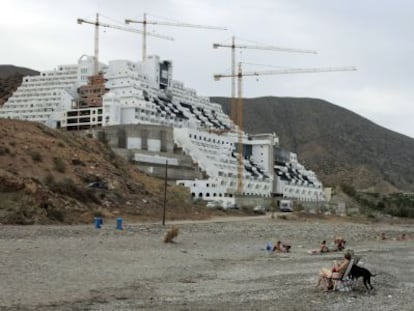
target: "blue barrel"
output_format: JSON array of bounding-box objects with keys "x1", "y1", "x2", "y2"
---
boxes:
[
  {"x1": 94, "y1": 217, "x2": 102, "y2": 229},
  {"x1": 116, "y1": 217, "x2": 123, "y2": 230},
  {"x1": 99, "y1": 218, "x2": 104, "y2": 225}
]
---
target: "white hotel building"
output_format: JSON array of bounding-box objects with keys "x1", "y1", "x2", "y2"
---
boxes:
[{"x1": 0, "y1": 55, "x2": 326, "y2": 205}]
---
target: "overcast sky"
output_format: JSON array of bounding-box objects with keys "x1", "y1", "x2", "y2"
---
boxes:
[{"x1": 1, "y1": 0, "x2": 413, "y2": 138}]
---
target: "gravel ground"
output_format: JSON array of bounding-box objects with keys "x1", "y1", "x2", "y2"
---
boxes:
[{"x1": 0, "y1": 216, "x2": 413, "y2": 310}]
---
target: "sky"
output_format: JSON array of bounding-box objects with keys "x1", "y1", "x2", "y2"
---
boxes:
[{"x1": 1, "y1": 0, "x2": 413, "y2": 138}]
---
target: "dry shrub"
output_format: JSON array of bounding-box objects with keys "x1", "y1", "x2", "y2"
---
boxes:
[
  {"x1": 53, "y1": 157, "x2": 66, "y2": 173},
  {"x1": 30, "y1": 151, "x2": 42, "y2": 162},
  {"x1": 164, "y1": 225, "x2": 179, "y2": 243}
]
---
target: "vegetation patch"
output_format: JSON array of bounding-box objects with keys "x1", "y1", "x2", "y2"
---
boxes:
[
  {"x1": 341, "y1": 183, "x2": 414, "y2": 218},
  {"x1": 30, "y1": 151, "x2": 42, "y2": 162},
  {"x1": 0, "y1": 146, "x2": 10, "y2": 155},
  {"x1": 46, "y1": 177, "x2": 100, "y2": 204},
  {"x1": 53, "y1": 157, "x2": 66, "y2": 173}
]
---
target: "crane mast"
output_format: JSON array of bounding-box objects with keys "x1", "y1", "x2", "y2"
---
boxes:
[
  {"x1": 236, "y1": 62, "x2": 243, "y2": 193},
  {"x1": 94, "y1": 13, "x2": 99, "y2": 75},
  {"x1": 215, "y1": 63, "x2": 356, "y2": 194},
  {"x1": 125, "y1": 13, "x2": 227, "y2": 61},
  {"x1": 213, "y1": 36, "x2": 317, "y2": 129}
]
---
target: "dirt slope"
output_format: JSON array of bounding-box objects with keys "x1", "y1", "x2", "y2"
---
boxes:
[{"x1": 0, "y1": 119, "x2": 227, "y2": 224}]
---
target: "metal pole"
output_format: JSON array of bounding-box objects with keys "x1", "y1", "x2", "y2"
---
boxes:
[
  {"x1": 142, "y1": 13, "x2": 147, "y2": 61},
  {"x1": 237, "y1": 62, "x2": 243, "y2": 194},
  {"x1": 162, "y1": 160, "x2": 168, "y2": 225},
  {"x1": 94, "y1": 13, "x2": 99, "y2": 75},
  {"x1": 231, "y1": 36, "x2": 236, "y2": 129}
]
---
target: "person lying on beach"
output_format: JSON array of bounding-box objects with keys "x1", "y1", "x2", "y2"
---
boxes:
[
  {"x1": 396, "y1": 233, "x2": 407, "y2": 241},
  {"x1": 320, "y1": 240, "x2": 329, "y2": 253},
  {"x1": 308, "y1": 240, "x2": 330, "y2": 255},
  {"x1": 272, "y1": 241, "x2": 291, "y2": 253}
]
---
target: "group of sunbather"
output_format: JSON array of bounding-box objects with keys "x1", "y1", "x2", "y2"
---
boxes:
[
  {"x1": 378, "y1": 232, "x2": 409, "y2": 241},
  {"x1": 270, "y1": 233, "x2": 408, "y2": 291},
  {"x1": 269, "y1": 236, "x2": 347, "y2": 254},
  {"x1": 309, "y1": 236, "x2": 346, "y2": 254}
]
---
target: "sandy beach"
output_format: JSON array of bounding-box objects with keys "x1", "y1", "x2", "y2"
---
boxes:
[{"x1": 1, "y1": 215, "x2": 413, "y2": 310}]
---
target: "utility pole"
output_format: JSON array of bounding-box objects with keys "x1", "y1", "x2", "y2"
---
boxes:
[{"x1": 162, "y1": 160, "x2": 168, "y2": 225}]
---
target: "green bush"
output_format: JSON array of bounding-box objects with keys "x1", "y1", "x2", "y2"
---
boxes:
[
  {"x1": 30, "y1": 151, "x2": 42, "y2": 162},
  {"x1": 47, "y1": 208, "x2": 65, "y2": 222},
  {"x1": 53, "y1": 157, "x2": 66, "y2": 173},
  {"x1": 47, "y1": 177, "x2": 100, "y2": 204},
  {"x1": 44, "y1": 174, "x2": 55, "y2": 186},
  {"x1": 341, "y1": 184, "x2": 357, "y2": 197},
  {"x1": 71, "y1": 159, "x2": 85, "y2": 166},
  {"x1": 97, "y1": 131, "x2": 108, "y2": 144},
  {"x1": 0, "y1": 146, "x2": 10, "y2": 155}
]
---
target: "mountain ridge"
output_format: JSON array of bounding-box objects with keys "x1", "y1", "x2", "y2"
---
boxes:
[{"x1": 211, "y1": 96, "x2": 414, "y2": 193}]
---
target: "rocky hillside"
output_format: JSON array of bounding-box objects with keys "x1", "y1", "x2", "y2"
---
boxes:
[
  {"x1": 0, "y1": 119, "x2": 223, "y2": 225},
  {"x1": 0, "y1": 65, "x2": 39, "y2": 106},
  {"x1": 212, "y1": 96, "x2": 414, "y2": 193}
]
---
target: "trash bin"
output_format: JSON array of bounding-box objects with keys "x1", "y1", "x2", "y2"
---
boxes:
[
  {"x1": 116, "y1": 217, "x2": 123, "y2": 230},
  {"x1": 94, "y1": 217, "x2": 102, "y2": 229}
]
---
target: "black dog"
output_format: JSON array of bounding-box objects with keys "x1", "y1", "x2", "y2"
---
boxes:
[{"x1": 349, "y1": 264, "x2": 376, "y2": 290}]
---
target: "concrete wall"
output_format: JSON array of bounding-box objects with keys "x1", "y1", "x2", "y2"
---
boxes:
[
  {"x1": 137, "y1": 163, "x2": 201, "y2": 180},
  {"x1": 97, "y1": 124, "x2": 175, "y2": 153},
  {"x1": 235, "y1": 195, "x2": 273, "y2": 208},
  {"x1": 110, "y1": 145, "x2": 203, "y2": 181}
]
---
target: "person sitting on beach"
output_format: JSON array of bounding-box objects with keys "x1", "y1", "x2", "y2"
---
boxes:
[
  {"x1": 333, "y1": 237, "x2": 346, "y2": 251},
  {"x1": 273, "y1": 241, "x2": 291, "y2": 253},
  {"x1": 320, "y1": 240, "x2": 329, "y2": 253},
  {"x1": 316, "y1": 251, "x2": 352, "y2": 290}
]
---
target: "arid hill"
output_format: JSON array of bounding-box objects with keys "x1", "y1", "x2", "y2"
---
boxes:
[
  {"x1": 212, "y1": 96, "x2": 414, "y2": 193},
  {"x1": 0, "y1": 65, "x2": 39, "y2": 106},
  {"x1": 0, "y1": 119, "x2": 224, "y2": 225}
]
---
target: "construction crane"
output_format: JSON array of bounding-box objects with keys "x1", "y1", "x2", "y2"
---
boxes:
[
  {"x1": 213, "y1": 36, "x2": 317, "y2": 128},
  {"x1": 215, "y1": 63, "x2": 357, "y2": 194},
  {"x1": 125, "y1": 13, "x2": 227, "y2": 61},
  {"x1": 77, "y1": 13, "x2": 174, "y2": 75}
]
